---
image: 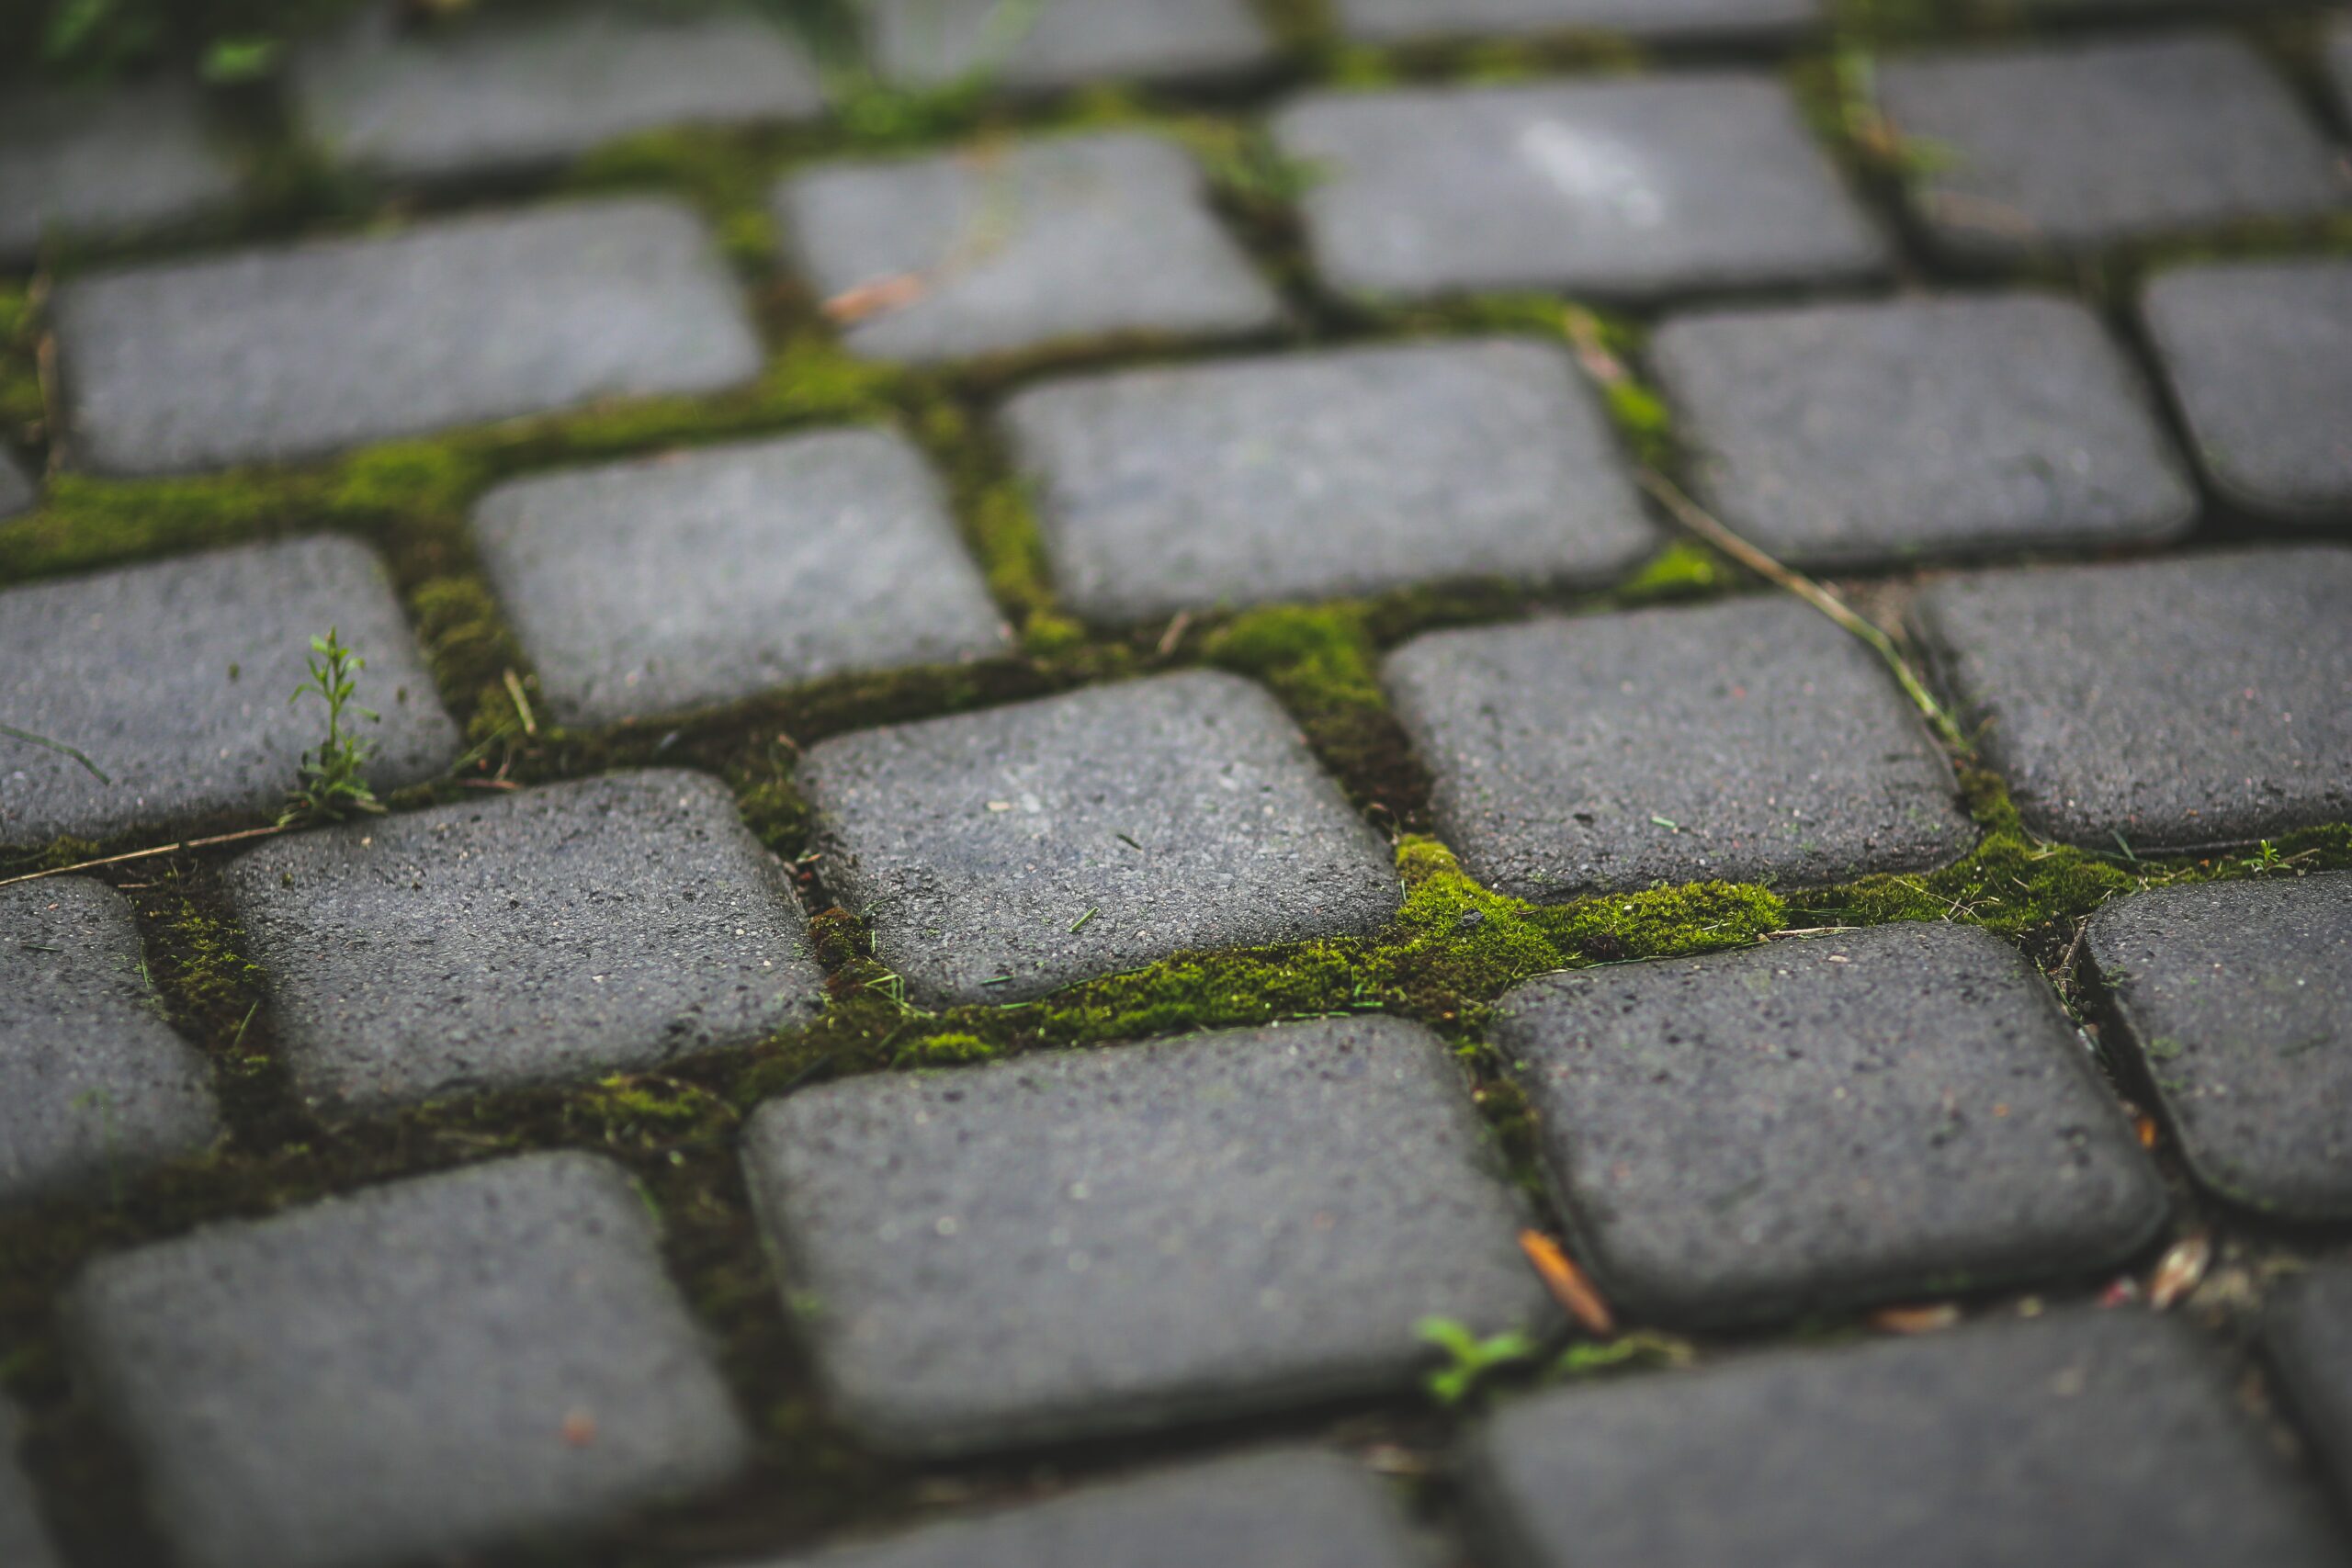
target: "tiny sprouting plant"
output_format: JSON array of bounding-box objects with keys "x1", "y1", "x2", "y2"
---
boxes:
[
  {"x1": 281, "y1": 627, "x2": 384, "y2": 825},
  {"x1": 1417, "y1": 1316, "x2": 1539, "y2": 1407}
]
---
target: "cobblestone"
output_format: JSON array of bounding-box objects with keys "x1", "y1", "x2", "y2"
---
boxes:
[
  {"x1": 868, "y1": 0, "x2": 1273, "y2": 92},
  {"x1": 69, "y1": 1152, "x2": 751, "y2": 1568},
  {"x1": 0, "y1": 1399, "x2": 60, "y2": 1568},
  {"x1": 1333, "y1": 0, "x2": 1821, "y2": 43},
  {"x1": 1002, "y1": 338, "x2": 1659, "y2": 623},
  {"x1": 0, "y1": 81, "x2": 243, "y2": 263},
  {"x1": 741, "y1": 1017, "x2": 1549, "y2": 1457},
  {"x1": 472, "y1": 430, "x2": 1008, "y2": 726},
  {"x1": 2334, "y1": 17, "x2": 2352, "y2": 120},
  {"x1": 0, "y1": 453, "x2": 33, "y2": 520},
  {"x1": 2267, "y1": 1262, "x2": 2352, "y2": 1515}
]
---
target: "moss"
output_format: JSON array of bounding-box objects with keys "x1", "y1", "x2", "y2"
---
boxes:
[
  {"x1": 0, "y1": 285, "x2": 43, "y2": 451},
  {"x1": 1204, "y1": 602, "x2": 1431, "y2": 824},
  {"x1": 410, "y1": 574, "x2": 530, "y2": 746},
  {"x1": 1618, "y1": 541, "x2": 1736, "y2": 604}
]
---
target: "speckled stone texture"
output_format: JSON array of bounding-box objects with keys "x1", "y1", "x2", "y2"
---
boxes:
[
  {"x1": 55, "y1": 197, "x2": 762, "y2": 476},
  {"x1": 1466, "y1": 1310, "x2": 2346, "y2": 1568},
  {"x1": 293, "y1": 3, "x2": 823, "y2": 183},
  {"x1": 797, "y1": 671, "x2": 1399, "y2": 1004},
  {"x1": 0, "y1": 81, "x2": 243, "y2": 263},
  {"x1": 779, "y1": 132, "x2": 1280, "y2": 364},
  {"x1": 0, "y1": 536, "x2": 458, "y2": 850},
  {"x1": 0, "y1": 453, "x2": 33, "y2": 520},
  {"x1": 2142, "y1": 259, "x2": 2352, "y2": 525},
  {"x1": 1652, "y1": 293, "x2": 2196, "y2": 569},
  {"x1": 472, "y1": 430, "x2": 1008, "y2": 726},
  {"x1": 1909, "y1": 547, "x2": 2352, "y2": 850},
  {"x1": 2086, "y1": 875, "x2": 2352, "y2": 1219},
  {"x1": 220, "y1": 772, "x2": 824, "y2": 1113},
  {"x1": 1273, "y1": 75, "x2": 1884, "y2": 303},
  {"x1": 2267, "y1": 1262, "x2": 2352, "y2": 1512},
  {"x1": 869, "y1": 0, "x2": 1273, "y2": 91},
  {"x1": 68, "y1": 1153, "x2": 750, "y2": 1568},
  {"x1": 741, "y1": 1017, "x2": 1551, "y2": 1457},
  {"x1": 1494, "y1": 924, "x2": 2164, "y2": 1325},
  {"x1": 1003, "y1": 338, "x2": 1659, "y2": 623},
  {"x1": 1383, "y1": 598, "x2": 1972, "y2": 899},
  {"x1": 1876, "y1": 35, "x2": 2348, "y2": 262},
  {"x1": 0, "y1": 1398, "x2": 62, "y2": 1568},
  {"x1": 1335, "y1": 0, "x2": 1820, "y2": 43}
]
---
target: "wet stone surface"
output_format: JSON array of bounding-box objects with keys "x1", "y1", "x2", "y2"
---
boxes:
[
  {"x1": 2086, "y1": 874, "x2": 2352, "y2": 1219},
  {"x1": 0, "y1": 80, "x2": 243, "y2": 263},
  {"x1": 1003, "y1": 337, "x2": 1659, "y2": 624},
  {"x1": 867, "y1": 0, "x2": 1274, "y2": 92},
  {"x1": 1908, "y1": 547, "x2": 2352, "y2": 851},
  {"x1": 741, "y1": 1017, "x2": 1551, "y2": 1457},
  {"x1": 1333, "y1": 0, "x2": 1822, "y2": 43},
  {"x1": 1652, "y1": 292, "x2": 2196, "y2": 570},
  {"x1": 1383, "y1": 596, "x2": 1973, "y2": 899},
  {"x1": 68, "y1": 1152, "x2": 751, "y2": 1568},
  {"x1": 0, "y1": 1399, "x2": 60, "y2": 1568},
  {"x1": 0, "y1": 536, "x2": 458, "y2": 851},
  {"x1": 2267, "y1": 1262, "x2": 2352, "y2": 1515},
  {"x1": 220, "y1": 772, "x2": 824, "y2": 1113},
  {"x1": 472, "y1": 429, "x2": 1008, "y2": 727}
]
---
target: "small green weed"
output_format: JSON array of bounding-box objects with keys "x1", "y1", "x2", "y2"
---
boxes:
[
  {"x1": 1417, "y1": 1315, "x2": 1540, "y2": 1406},
  {"x1": 280, "y1": 627, "x2": 383, "y2": 825}
]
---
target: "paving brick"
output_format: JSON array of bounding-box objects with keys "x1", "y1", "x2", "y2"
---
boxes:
[
  {"x1": 1908, "y1": 547, "x2": 2352, "y2": 851},
  {"x1": 1272, "y1": 75, "x2": 1884, "y2": 304},
  {"x1": 2267, "y1": 1261, "x2": 2352, "y2": 1512},
  {"x1": 1876, "y1": 35, "x2": 2348, "y2": 263},
  {"x1": 1494, "y1": 923, "x2": 2164, "y2": 1325},
  {"x1": 0, "y1": 879, "x2": 219, "y2": 1204},
  {"x1": 0, "y1": 536, "x2": 459, "y2": 851},
  {"x1": 293, "y1": 3, "x2": 824, "y2": 184},
  {"x1": 797, "y1": 671, "x2": 1398, "y2": 1004},
  {"x1": 0, "y1": 452, "x2": 32, "y2": 520},
  {"x1": 0, "y1": 81, "x2": 243, "y2": 263},
  {"x1": 1334, "y1": 0, "x2": 1821, "y2": 45},
  {"x1": 741, "y1": 1016, "x2": 1551, "y2": 1456},
  {"x1": 869, "y1": 0, "x2": 1273, "y2": 92},
  {"x1": 55, "y1": 197, "x2": 762, "y2": 477},
  {"x1": 221, "y1": 771, "x2": 822, "y2": 1113},
  {"x1": 1652, "y1": 293, "x2": 2197, "y2": 570},
  {"x1": 2335, "y1": 18, "x2": 2352, "y2": 122},
  {"x1": 778, "y1": 132, "x2": 1280, "y2": 365},
  {"x1": 1466, "y1": 1310, "x2": 2345, "y2": 1568},
  {"x1": 0, "y1": 1398, "x2": 62, "y2": 1568},
  {"x1": 1003, "y1": 338, "x2": 1660, "y2": 623},
  {"x1": 2142, "y1": 259, "x2": 2352, "y2": 525},
  {"x1": 473, "y1": 430, "x2": 1007, "y2": 727},
  {"x1": 2086, "y1": 874, "x2": 2352, "y2": 1219},
  {"x1": 69, "y1": 1152, "x2": 750, "y2": 1568},
  {"x1": 1383, "y1": 598, "x2": 1972, "y2": 899}
]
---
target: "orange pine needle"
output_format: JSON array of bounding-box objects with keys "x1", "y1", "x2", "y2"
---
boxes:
[{"x1": 1520, "y1": 1229, "x2": 1615, "y2": 1337}]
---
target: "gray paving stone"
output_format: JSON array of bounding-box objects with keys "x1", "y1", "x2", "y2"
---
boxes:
[
  {"x1": 0, "y1": 536, "x2": 459, "y2": 851},
  {"x1": 2086, "y1": 874, "x2": 2352, "y2": 1219},
  {"x1": 1653, "y1": 292, "x2": 2197, "y2": 570},
  {"x1": 1334, "y1": 0, "x2": 1821, "y2": 44},
  {"x1": 1908, "y1": 547, "x2": 2352, "y2": 851},
  {"x1": 0, "y1": 879, "x2": 219, "y2": 1204},
  {"x1": 473, "y1": 430, "x2": 1008, "y2": 727},
  {"x1": 1383, "y1": 597, "x2": 1972, "y2": 899},
  {"x1": 0, "y1": 452, "x2": 32, "y2": 520},
  {"x1": 55, "y1": 197, "x2": 762, "y2": 477},
  {"x1": 2267, "y1": 1261, "x2": 2352, "y2": 1512},
  {"x1": 741, "y1": 1016, "x2": 1551, "y2": 1456},
  {"x1": 2142, "y1": 259, "x2": 2352, "y2": 525},
  {"x1": 869, "y1": 0, "x2": 1274, "y2": 92},
  {"x1": 1876, "y1": 35, "x2": 2349, "y2": 262},
  {"x1": 69, "y1": 1151, "x2": 750, "y2": 1568},
  {"x1": 1272, "y1": 75, "x2": 1885, "y2": 304},
  {"x1": 0, "y1": 80, "x2": 243, "y2": 263},
  {"x1": 1003, "y1": 338, "x2": 1660, "y2": 623},
  {"x1": 2335, "y1": 18, "x2": 2352, "y2": 123},
  {"x1": 293, "y1": 3, "x2": 824, "y2": 184},
  {"x1": 0, "y1": 1397, "x2": 62, "y2": 1568},
  {"x1": 221, "y1": 771, "x2": 823, "y2": 1113},
  {"x1": 798, "y1": 671, "x2": 1398, "y2": 1004},
  {"x1": 1466, "y1": 1309, "x2": 2346, "y2": 1568},
  {"x1": 1494, "y1": 923, "x2": 2165, "y2": 1326},
  {"x1": 779, "y1": 132, "x2": 1281, "y2": 365}
]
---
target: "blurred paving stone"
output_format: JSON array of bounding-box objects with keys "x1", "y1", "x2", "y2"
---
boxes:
[
  {"x1": 2141, "y1": 259, "x2": 2352, "y2": 525},
  {"x1": 0, "y1": 1399, "x2": 61, "y2": 1568},
  {"x1": 1272, "y1": 75, "x2": 1884, "y2": 303},
  {"x1": 1334, "y1": 0, "x2": 1821, "y2": 44},
  {"x1": 741, "y1": 1016, "x2": 1550, "y2": 1456},
  {"x1": 55, "y1": 197, "x2": 761, "y2": 476},
  {"x1": 1003, "y1": 338, "x2": 1659, "y2": 623},
  {"x1": 0, "y1": 536, "x2": 458, "y2": 850},
  {"x1": 2086, "y1": 874, "x2": 2352, "y2": 1219},
  {"x1": 1908, "y1": 547, "x2": 2352, "y2": 850},
  {"x1": 0, "y1": 453, "x2": 33, "y2": 520},
  {"x1": 222, "y1": 772, "x2": 822, "y2": 1113},
  {"x1": 0, "y1": 81, "x2": 243, "y2": 263},
  {"x1": 293, "y1": 3, "x2": 824, "y2": 184},
  {"x1": 1494, "y1": 923, "x2": 2165, "y2": 1325},
  {"x1": 2267, "y1": 1261, "x2": 2352, "y2": 1509},
  {"x1": 70, "y1": 1152, "x2": 750, "y2": 1568},
  {"x1": 2335, "y1": 18, "x2": 2352, "y2": 120},
  {"x1": 1653, "y1": 293, "x2": 2196, "y2": 570},
  {"x1": 1466, "y1": 1310, "x2": 2346, "y2": 1568},
  {"x1": 869, "y1": 0, "x2": 1273, "y2": 92},
  {"x1": 1383, "y1": 598, "x2": 1971, "y2": 899},
  {"x1": 0, "y1": 879, "x2": 219, "y2": 1204},
  {"x1": 797, "y1": 671, "x2": 1397, "y2": 1004},
  {"x1": 1876, "y1": 35, "x2": 2347, "y2": 262},
  {"x1": 473, "y1": 430, "x2": 1007, "y2": 726}
]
